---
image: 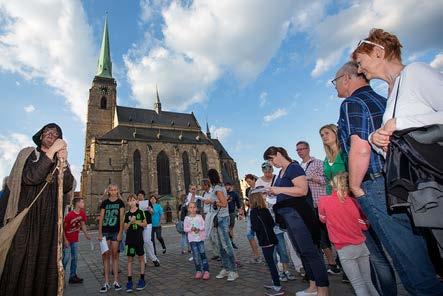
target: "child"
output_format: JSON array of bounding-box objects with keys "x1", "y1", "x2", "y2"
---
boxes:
[
  {"x1": 63, "y1": 197, "x2": 91, "y2": 284},
  {"x1": 318, "y1": 173, "x2": 379, "y2": 296},
  {"x1": 249, "y1": 190, "x2": 284, "y2": 296},
  {"x1": 150, "y1": 195, "x2": 167, "y2": 254},
  {"x1": 124, "y1": 194, "x2": 147, "y2": 292},
  {"x1": 98, "y1": 184, "x2": 125, "y2": 293},
  {"x1": 184, "y1": 201, "x2": 210, "y2": 280}
]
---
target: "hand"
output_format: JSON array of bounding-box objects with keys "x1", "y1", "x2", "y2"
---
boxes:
[
  {"x1": 267, "y1": 187, "x2": 279, "y2": 195},
  {"x1": 383, "y1": 118, "x2": 396, "y2": 134},
  {"x1": 351, "y1": 187, "x2": 365, "y2": 198},
  {"x1": 98, "y1": 234, "x2": 103, "y2": 241},
  {"x1": 57, "y1": 148, "x2": 68, "y2": 161},
  {"x1": 64, "y1": 240, "x2": 70, "y2": 248},
  {"x1": 49, "y1": 139, "x2": 67, "y2": 154},
  {"x1": 117, "y1": 232, "x2": 122, "y2": 242},
  {"x1": 85, "y1": 233, "x2": 91, "y2": 240},
  {"x1": 371, "y1": 128, "x2": 391, "y2": 149}
]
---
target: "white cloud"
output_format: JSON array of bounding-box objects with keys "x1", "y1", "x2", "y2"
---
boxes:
[
  {"x1": 24, "y1": 104, "x2": 35, "y2": 113},
  {"x1": 126, "y1": 0, "x2": 297, "y2": 111},
  {"x1": 0, "y1": 0, "x2": 96, "y2": 122},
  {"x1": 430, "y1": 53, "x2": 443, "y2": 71},
  {"x1": 264, "y1": 108, "x2": 287, "y2": 123},
  {"x1": 259, "y1": 92, "x2": 268, "y2": 107},
  {"x1": 210, "y1": 125, "x2": 232, "y2": 141},
  {"x1": 307, "y1": 0, "x2": 443, "y2": 77},
  {"x1": 0, "y1": 133, "x2": 33, "y2": 182}
]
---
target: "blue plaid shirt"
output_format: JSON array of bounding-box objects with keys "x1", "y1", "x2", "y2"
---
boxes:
[{"x1": 338, "y1": 85, "x2": 386, "y2": 175}]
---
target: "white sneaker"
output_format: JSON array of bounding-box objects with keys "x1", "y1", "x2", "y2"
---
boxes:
[
  {"x1": 216, "y1": 269, "x2": 229, "y2": 279},
  {"x1": 188, "y1": 256, "x2": 194, "y2": 261},
  {"x1": 295, "y1": 290, "x2": 317, "y2": 296},
  {"x1": 227, "y1": 271, "x2": 239, "y2": 281}
]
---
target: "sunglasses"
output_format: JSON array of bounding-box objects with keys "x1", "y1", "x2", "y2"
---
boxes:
[{"x1": 357, "y1": 40, "x2": 385, "y2": 50}]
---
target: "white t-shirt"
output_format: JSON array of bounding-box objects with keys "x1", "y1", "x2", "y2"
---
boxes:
[{"x1": 384, "y1": 62, "x2": 443, "y2": 130}]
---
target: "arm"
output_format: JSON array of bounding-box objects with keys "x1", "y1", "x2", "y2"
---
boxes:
[
  {"x1": 98, "y1": 208, "x2": 105, "y2": 240},
  {"x1": 81, "y1": 221, "x2": 91, "y2": 240},
  {"x1": 348, "y1": 135, "x2": 371, "y2": 197},
  {"x1": 216, "y1": 190, "x2": 228, "y2": 208},
  {"x1": 183, "y1": 217, "x2": 192, "y2": 233},
  {"x1": 269, "y1": 176, "x2": 308, "y2": 197},
  {"x1": 318, "y1": 200, "x2": 326, "y2": 223},
  {"x1": 140, "y1": 218, "x2": 147, "y2": 228},
  {"x1": 117, "y1": 207, "x2": 125, "y2": 241}
]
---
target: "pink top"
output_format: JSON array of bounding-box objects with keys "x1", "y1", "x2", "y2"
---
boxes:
[
  {"x1": 318, "y1": 191, "x2": 368, "y2": 250},
  {"x1": 184, "y1": 214, "x2": 206, "y2": 242}
]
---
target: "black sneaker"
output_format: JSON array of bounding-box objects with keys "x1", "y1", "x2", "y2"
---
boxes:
[
  {"x1": 69, "y1": 275, "x2": 83, "y2": 284},
  {"x1": 113, "y1": 281, "x2": 122, "y2": 291},
  {"x1": 153, "y1": 260, "x2": 160, "y2": 267},
  {"x1": 99, "y1": 283, "x2": 110, "y2": 293},
  {"x1": 162, "y1": 248, "x2": 166, "y2": 254},
  {"x1": 231, "y1": 242, "x2": 238, "y2": 249},
  {"x1": 327, "y1": 264, "x2": 341, "y2": 275}
]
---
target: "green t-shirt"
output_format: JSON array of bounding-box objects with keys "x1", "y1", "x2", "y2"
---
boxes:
[{"x1": 323, "y1": 151, "x2": 347, "y2": 194}]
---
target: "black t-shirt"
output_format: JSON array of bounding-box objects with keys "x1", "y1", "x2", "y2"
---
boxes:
[
  {"x1": 100, "y1": 198, "x2": 125, "y2": 233},
  {"x1": 124, "y1": 209, "x2": 146, "y2": 245}
]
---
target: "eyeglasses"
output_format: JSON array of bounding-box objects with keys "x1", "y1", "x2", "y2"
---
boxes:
[
  {"x1": 296, "y1": 147, "x2": 308, "y2": 152},
  {"x1": 331, "y1": 74, "x2": 345, "y2": 86},
  {"x1": 42, "y1": 130, "x2": 59, "y2": 137},
  {"x1": 357, "y1": 40, "x2": 385, "y2": 50}
]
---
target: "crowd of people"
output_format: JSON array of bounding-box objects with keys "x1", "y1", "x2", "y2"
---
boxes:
[{"x1": 0, "y1": 27, "x2": 441, "y2": 296}]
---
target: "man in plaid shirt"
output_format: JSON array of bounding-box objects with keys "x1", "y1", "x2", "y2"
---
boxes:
[{"x1": 296, "y1": 141, "x2": 341, "y2": 275}]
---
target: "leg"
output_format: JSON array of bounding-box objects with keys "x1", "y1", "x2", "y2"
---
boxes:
[
  {"x1": 151, "y1": 226, "x2": 157, "y2": 255},
  {"x1": 217, "y1": 216, "x2": 237, "y2": 272},
  {"x1": 103, "y1": 241, "x2": 111, "y2": 284},
  {"x1": 246, "y1": 217, "x2": 260, "y2": 258},
  {"x1": 338, "y1": 245, "x2": 373, "y2": 296},
  {"x1": 363, "y1": 228, "x2": 397, "y2": 295},
  {"x1": 62, "y1": 245, "x2": 70, "y2": 272},
  {"x1": 262, "y1": 245, "x2": 281, "y2": 287},
  {"x1": 197, "y1": 241, "x2": 209, "y2": 272},
  {"x1": 110, "y1": 240, "x2": 120, "y2": 283},
  {"x1": 280, "y1": 207, "x2": 329, "y2": 289},
  {"x1": 139, "y1": 256, "x2": 145, "y2": 276},
  {"x1": 210, "y1": 227, "x2": 220, "y2": 257},
  {"x1": 356, "y1": 244, "x2": 380, "y2": 296},
  {"x1": 127, "y1": 256, "x2": 133, "y2": 277},
  {"x1": 70, "y1": 242, "x2": 79, "y2": 278},
  {"x1": 283, "y1": 231, "x2": 303, "y2": 272},
  {"x1": 143, "y1": 224, "x2": 158, "y2": 261},
  {"x1": 190, "y1": 242, "x2": 202, "y2": 271},
  {"x1": 360, "y1": 178, "x2": 443, "y2": 295},
  {"x1": 156, "y1": 226, "x2": 166, "y2": 250}
]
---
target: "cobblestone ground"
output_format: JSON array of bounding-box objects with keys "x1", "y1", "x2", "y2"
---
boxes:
[{"x1": 64, "y1": 220, "x2": 400, "y2": 296}]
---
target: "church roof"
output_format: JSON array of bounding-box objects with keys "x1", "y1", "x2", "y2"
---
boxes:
[
  {"x1": 210, "y1": 138, "x2": 232, "y2": 159},
  {"x1": 116, "y1": 106, "x2": 200, "y2": 130},
  {"x1": 99, "y1": 125, "x2": 211, "y2": 145}
]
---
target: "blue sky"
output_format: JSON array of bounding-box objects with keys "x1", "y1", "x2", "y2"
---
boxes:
[{"x1": 1, "y1": 0, "x2": 442, "y2": 189}]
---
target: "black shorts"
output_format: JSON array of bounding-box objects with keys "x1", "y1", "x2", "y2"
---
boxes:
[{"x1": 125, "y1": 240, "x2": 144, "y2": 257}]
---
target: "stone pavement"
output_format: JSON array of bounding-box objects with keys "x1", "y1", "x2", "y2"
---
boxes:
[{"x1": 63, "y1": 220, "x2": 398, "y2": 296}]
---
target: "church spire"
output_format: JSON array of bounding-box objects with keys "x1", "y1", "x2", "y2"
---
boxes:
[
  {"x1": 206, "y1": 120, "x2": 211, "y2": 139},
  {"x1": 96, "y1": 15, "x2": 113, "y2": 78},
  {"x1": 154, "y1": 84, "x2": 162, "y2": 113}
]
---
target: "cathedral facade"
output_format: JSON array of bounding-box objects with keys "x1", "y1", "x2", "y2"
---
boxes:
[{"x1": 80, "y1": 18, "x2": 240, "y2": 215}]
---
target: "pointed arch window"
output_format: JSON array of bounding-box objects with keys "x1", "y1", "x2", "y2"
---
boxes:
[
  {"x1": 157, "y1": 151, "x2": 171, "y2": 195},
  {"x1": 133, "y1": 150, "x2": 141, "y2": 193},
  {"x1": 182, "y1": 151, "x2": 191, "y2": 192},
  {"x1": 201, "y1": 152, "x2": 208, "y2": 178},
  {"x1": 100, "y1": 96, "x2": 107, "y2": 109}
]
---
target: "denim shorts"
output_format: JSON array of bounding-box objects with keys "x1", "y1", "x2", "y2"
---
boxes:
[
  {"x1": 103, "y1": 232, "x2": 118, "y2": 241},
  {"x1": 246, "y1": 217, "x2": 256, "y2": 240}
]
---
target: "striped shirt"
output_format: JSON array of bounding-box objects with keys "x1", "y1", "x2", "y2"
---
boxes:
[
  {"x1": 337, "y1": 85, "x2": 386, "y2": 175},
  {"x1": 301, "y1": 157, "x2": 326, "y2": 207}
]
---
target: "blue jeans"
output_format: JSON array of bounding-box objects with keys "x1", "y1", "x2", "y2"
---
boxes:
[
  {"x1": 246, "y1": 215, "x2": 255, "y2": 240},
  {"x1": 263, "y1": 245, "x2": 280, "y2": 287},
  {"x1": 359, "y1": 177, "x2": 443, "y2": 295},
  {"x1": 274, "y1": 232, "x2": 289, "y2": 264},
  {"x1": 190, "y1": 241, "x2": 209, "y2": 272},
  {"x1": 180, "y1": 233, "x2": 189, "y2": 252},
  {"x1": 364, "y1": 227, "x2": 397, "y2": 296},
  {"x1": 216, "y1": 216, "x2": 237, "y2": 272},
  {"x1": 277, "y1": 207, "x2": 329, "y2": 287},
  {"x1": 62, "y1": 242, "x2": 78, "y2": 278}
]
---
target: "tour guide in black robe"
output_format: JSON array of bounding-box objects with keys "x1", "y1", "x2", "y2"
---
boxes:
[{"x1": 0, "y1": 123, "x2": 74, "y2": 296}]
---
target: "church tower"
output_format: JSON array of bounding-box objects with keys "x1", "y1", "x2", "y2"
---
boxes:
[{"x1": 85, "y1": 16, "x2": 116, "y2": 153}]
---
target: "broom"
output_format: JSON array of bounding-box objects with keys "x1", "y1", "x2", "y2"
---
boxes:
[{"x1": 56, "y1": 158, "x2": 65, "y2": 296}]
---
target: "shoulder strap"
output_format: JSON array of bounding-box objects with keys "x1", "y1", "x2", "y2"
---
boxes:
[
  {"x1": 305, "y1": 159, "x2": 313, "y2": 171},
  {"x1": 271, "y1": 174, "x2": 276, "y2": 186},
  {"x1": 392, "y1": 76, "x2": 402, "y2": 119}
]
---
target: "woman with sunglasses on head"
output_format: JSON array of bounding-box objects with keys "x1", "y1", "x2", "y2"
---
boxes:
[
  {"x1": 351, "y1": 28, "x2": 443, "y2": 295},
  {"x1": 264, "y1": 146, "x2": 328, "y2": 296}
]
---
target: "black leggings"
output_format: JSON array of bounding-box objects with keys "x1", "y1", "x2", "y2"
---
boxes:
[
  {"x1": 151, "y1": 226, "x2": 166, "y2": 254},
  {"x1": 262, "y1": 245, "x2": 280, "y2": 287}
]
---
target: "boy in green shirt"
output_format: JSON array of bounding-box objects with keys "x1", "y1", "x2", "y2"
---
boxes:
[{"x1": 124, "y1": 194, "x2": 147, "y2": 292}]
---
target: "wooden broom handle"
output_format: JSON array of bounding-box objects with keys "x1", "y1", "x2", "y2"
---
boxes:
[{"x1": 57, "y1": 158, "x2": 65, "y2": 296}]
